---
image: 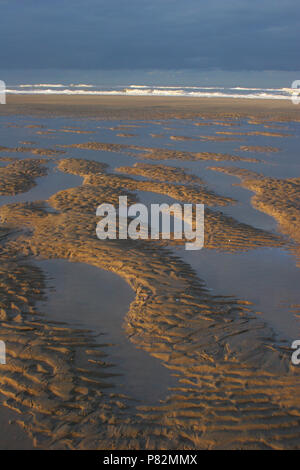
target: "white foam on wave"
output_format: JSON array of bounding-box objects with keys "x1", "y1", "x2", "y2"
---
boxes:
[
  {"x1": 6, "y1": 84, "x2": 294, "y2": 100},
  {"x1": 19, "y1": 83, "x2": 94, "y2": 88},
  {"x1": 19, "y1": 84, "x2": 65, "y2": 88},
  {"x1": 128, "y1": 85, "x2": 226, "y2": 90},
  {"x1": 69, "y1": 83, "x2": 93, "y2": 88},
  {"x1": 6, "y1": 89, "x2": 121, "y2": 95}
]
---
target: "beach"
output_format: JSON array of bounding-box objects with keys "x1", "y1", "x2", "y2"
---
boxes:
[
  {"x1": 0, "y1": 95, "x2": 299, "y2": 449},
  {"x1": 2, "y1": 95, "x2": 300, "y2": 121}
]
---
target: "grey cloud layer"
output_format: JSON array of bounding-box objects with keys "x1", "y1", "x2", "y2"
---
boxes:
[{"x1": 0, "y1": 0, "x2": 299, "y2": 70}]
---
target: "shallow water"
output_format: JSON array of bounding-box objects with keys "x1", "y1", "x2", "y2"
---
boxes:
[
  {"x1": 137, "y1": 192, "x2": 300, "y2": 341},
  {"x1": 0, "y1": 163, "x2": 82, "y2": 207},
  {"x1": 36, "y1": 258, "x2": 178, "y2": 404},
  {"x1": 179, "y1": 247, "x2": 300, "y2": 340},
  {"x1": 0, "y1": 115, "x2": 299, "y2": 345}
]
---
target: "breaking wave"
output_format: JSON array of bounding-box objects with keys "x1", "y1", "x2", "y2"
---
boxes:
[{"x1": 6, "y1": 83, "x2": 299, "y2": 100}]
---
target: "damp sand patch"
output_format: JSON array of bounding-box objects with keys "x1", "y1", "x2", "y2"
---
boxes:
[
  {"x1": 0, "y1": 406, "x2": 34, "y2": 450},
  {"x1": 216, "y1": 130, "x2": 292, "y2": 138},
  {"x1": 238, "y1": 146, "x2": 280, "y2": 153}
]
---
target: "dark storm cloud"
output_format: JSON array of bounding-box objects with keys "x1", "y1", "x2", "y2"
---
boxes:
[{"x1": 0, "y1": 0, "x2": 299, "y2": 70}]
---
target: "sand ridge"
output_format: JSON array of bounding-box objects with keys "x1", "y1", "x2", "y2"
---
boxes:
[
  {"x1": 63, "y1": 141, "x2": 259, "y2": 163},
  {"x1": 238, "y1": 146, "x2": 280, "y2": 153},
  {"x1": 0, "y1": 159, "x2": 48, "y2": 196},
  {"x1": 116, "y1": 162, "x2": 204, "y2": 185},
  {"x1": 0, "y1": 145, "x2": 65, "y2": 158}
]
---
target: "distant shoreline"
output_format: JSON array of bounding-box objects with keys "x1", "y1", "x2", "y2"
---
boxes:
[{"x1": 1, "y1": 95, "x2": 300, "y2": 121}]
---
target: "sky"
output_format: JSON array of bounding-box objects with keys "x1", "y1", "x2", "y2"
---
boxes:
[{"x1": 0, "y1": 0, "x2": 299, "y2": 85}]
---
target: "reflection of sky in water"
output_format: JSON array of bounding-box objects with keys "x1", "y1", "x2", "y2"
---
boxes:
[
  {"x1": 0, "y1": 162, "x2": 81, "y2": 208},
  {"x1": 179, "y1": 247, "x2": 300, "y2": 341},
  {"x1": 36, "y1": 259, "x2": 178, "y2": 404},
  {"x1": 0, "y1": 115, "x2": 299, "y2": 343}
]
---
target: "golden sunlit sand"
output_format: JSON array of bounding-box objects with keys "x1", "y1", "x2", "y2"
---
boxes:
[{"x1": 0, "y1": 97, "x2": 299, "y2": 449}]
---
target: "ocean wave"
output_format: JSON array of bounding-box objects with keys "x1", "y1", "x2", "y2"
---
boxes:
[
  {"x1": 6, "y1": 89, "x2": 121, "y2": 95},
  {"x1": 19, "y1": 84, "x2": 66, "y2": 88},
  {"x1": 5, "y1": 84, "x2": 295, "y2": 100},
  {"x1": 128, "y1": 85, "x2": 226, "y2": 90},
  {"x1": 19, "y1": 83, "x2": 94, "y2": 88}
]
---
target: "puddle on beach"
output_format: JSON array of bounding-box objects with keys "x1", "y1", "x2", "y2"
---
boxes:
[
  {"x1": 179, "y1": 247, "x2": 300, "y2": 341},
  {"x1": 136, "y1": 191, "x2": 300, "y2": 342},
  {"x1": 36, "y1": 259, "x2": 178, "y2": 404}
]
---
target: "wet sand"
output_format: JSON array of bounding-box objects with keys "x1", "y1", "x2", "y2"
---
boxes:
[
  {"x1": 0, "y1": 99, "x2": 299, "y2": 449},
  {"x1": 0, "y1": 406, "x2": 34, "y2": 449}
]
